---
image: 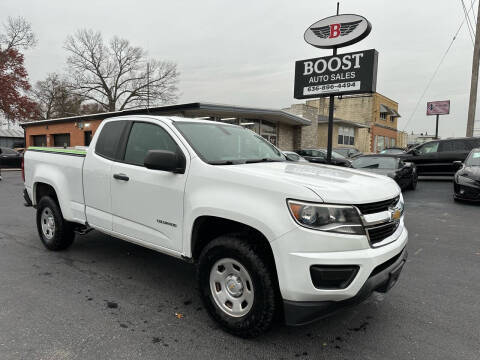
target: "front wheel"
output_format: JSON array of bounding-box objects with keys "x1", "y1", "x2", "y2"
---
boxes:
[
  {"x1": 36, "y1": 196, "x2": 75, "y2": 251},
  {"x1": 197, "y1": 235, "x2": 277, "y2": 338},
  {"x1": 408, "y1": 173, "x2": 418, "y2": 190}
]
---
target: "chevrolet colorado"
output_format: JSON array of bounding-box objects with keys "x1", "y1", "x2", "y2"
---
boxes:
[{"x1": 23, "y1": 115, "x2": 408, "y2": 337}]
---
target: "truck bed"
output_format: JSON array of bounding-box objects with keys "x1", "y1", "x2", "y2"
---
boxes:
[{"x1": 24, "y1": 147, "x2": 87, "y2": 224}]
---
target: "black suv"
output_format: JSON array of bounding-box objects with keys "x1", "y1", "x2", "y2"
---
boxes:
[{"x1": 403, "y1": 137, "x2": 480, "y2": 176}]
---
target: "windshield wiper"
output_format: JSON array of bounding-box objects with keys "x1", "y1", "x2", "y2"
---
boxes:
[
  {"x1": 245, "y1": 158, "x2": 284, "y2": 164},
  {"x1": 208, "y1": 160, "x2": 243, "y2": 165}
]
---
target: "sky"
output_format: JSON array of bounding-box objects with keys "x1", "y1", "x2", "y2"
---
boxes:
[{"x1": 1, "y1": 0, "x2": 479, "y2": 137}]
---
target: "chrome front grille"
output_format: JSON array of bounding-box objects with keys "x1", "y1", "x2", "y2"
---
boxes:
[{"x1": 366, "y1": 221, "x2": 400, "y2": 246}]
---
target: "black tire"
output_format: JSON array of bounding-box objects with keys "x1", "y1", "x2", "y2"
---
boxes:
[
  {"x1": 36, "y1": 196, "x2": 75, "y2": 251},
  {"x1": 197, "y1": 234, "x2": 277, "y2": 338},
  {"x1": 408, "y1": 174, "x2": 418, "y2": 190}
]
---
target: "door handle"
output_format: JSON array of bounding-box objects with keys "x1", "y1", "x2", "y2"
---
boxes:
[{"x1": 113, "y1": 173, "x2": 129, "y2": 181}]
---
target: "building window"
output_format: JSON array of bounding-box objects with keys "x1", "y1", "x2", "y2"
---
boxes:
[
  {"x1": 338, "y1": 126, "x2": 355, "y2": 145},
  {"x1": 390, "y1": 116, "x2": 396, "y2": 123},
  {"x1": 32, "y1": 135, "x2": 47, "y2": 147},
  {"x1": 240, "y1": 119, "x2": 260, "y2": 134},
  {"x1": 380, "y1": 112, "x2": 387, "y2": 120},
  {"x1": 260, "y1": 120, "x2": 277, "y2": 146},
  {"x1": 53, "y1": 134, "x2": 71, "y2": 147},
  {"x1": 84, "y1": 131, "x2": 93, "y2": 146},
  {"x1": 375, "y1": 135, "x2": 385, "y2": 152}
]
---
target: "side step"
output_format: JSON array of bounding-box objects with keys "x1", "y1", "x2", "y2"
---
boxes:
[{"x1": 74, "y1": 225, "x2": 93, "y2": 235}]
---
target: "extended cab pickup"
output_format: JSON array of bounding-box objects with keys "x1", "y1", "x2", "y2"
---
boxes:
[{"x1": 23, "y1": 115, "x2": 408, "y2": 337}]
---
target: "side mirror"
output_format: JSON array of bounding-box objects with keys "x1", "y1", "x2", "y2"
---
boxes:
[
  {"x1": 285, "y1": 154, "x2": 296, "y2": 162},
  {"x1": 144, "y1": 150, "x2": 186, "y2": 173},
  {"x1": 453, "y1": 160, "x2": 463, "y2": 170}
]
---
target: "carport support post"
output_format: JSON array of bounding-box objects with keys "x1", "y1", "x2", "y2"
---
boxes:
[
  {"x1": 435, "y1": 114, "x2": 439, "y2": 139},
  {"x1": 326, "y1": 2, "x2": 340, "y2": 164}
]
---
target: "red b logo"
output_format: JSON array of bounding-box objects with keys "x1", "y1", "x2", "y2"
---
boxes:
[{"x1": 329, "y1": 23, "x2": 341, "y2": 38}]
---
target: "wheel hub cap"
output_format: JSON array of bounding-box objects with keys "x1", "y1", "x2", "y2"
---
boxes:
[
  {"x1": 209, "y1": 258, "x2": 254, "y2": 317},
  {"x1": 41, "y1": 207, "x2": 55, "y2": 240}
]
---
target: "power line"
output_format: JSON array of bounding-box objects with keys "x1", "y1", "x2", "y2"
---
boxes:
[
  {"x1": 402, "y1": 1, "x2": 477, "y2": 131},
  {"x1": 461, "y1": 0, "x2": 475, "y2": 44},
  {"x1": 472, "y1": 0, "x2": 477, "y2": 26}
]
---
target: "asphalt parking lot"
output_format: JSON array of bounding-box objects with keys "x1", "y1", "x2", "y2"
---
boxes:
[{"x1": 0, "y1": 171, "x2": 479, "y2": 360}]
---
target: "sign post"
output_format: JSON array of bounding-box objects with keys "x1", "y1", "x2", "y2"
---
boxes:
[
  {"x1": 426, "y1": 100, "x2": 450, "y2": 139},
  {"x1": 326, "y1": 4, "x2": 340, "y2": 165},
  {"x1": 296, "y1": 4, "x2": 374, "y2": 163}
]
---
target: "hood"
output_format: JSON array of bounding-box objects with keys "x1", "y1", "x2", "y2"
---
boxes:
[
  {"x1": 222, "y1": 162, "x2": 400, "y2": 204},
  {"x1": 459, "y1": 166, "x2": 480, "y2": 180},
  {"x1": 354, "y1": 168, "x2": 397, "y2": 177}
]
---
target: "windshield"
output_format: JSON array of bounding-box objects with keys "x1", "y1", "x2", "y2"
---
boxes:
[
  {"x1": 320, "y1": 150, "x2": 346, "y2": 159},
  {"x1": 465, "y1": 150, "x2": 480, "y2": 166},
  {"x1": 174, "y1": 122, "x2": 285, "y2": 164},
  {"x1": 352, "y1": 156, "x2": 397, "y2": 169},
  {"x1": 334, "y1": 149, "x2": 349, "y2": 157}
]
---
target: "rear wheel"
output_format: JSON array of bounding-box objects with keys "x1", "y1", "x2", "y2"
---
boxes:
[
  {"x1": 36, "y1": 196, "x2": 75, "y2": 251},
  {"x1": 197, "y1": 235, "x2": 277, "y2": 338}
]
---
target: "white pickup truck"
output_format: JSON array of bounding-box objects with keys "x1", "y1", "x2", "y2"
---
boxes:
[{"x1": 23, "y1": 115, "x2": 408, "y2": 337}]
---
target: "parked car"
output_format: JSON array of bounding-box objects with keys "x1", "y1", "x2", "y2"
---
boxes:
[
  {"x1": 351, "y1": 155, "x2": 417, "y2": 190},
  {"x1": 295, "y1": 149, "x2": 352, "y2": 167},
  {"x1": 283, "y1": 151, "x2": 308, "y2": 162},
  {"x1": 0, "y1": 147, "x2": 23, "y2": 168},
  {"x1": 402, "y1": 137, "x2": 480, "y2": 176},
  {"x1": 380, "y1": 147, "x2": 406, "y2": 155},
  {"x1": 453, "y1": 148, "x2": 480, "y2": 201},
  {"x1": 334, "y1": 147, "x2": 362, "y2": 159},
  {"x1": 24, "y1": 116, "x2": 407, "y2": 337}
]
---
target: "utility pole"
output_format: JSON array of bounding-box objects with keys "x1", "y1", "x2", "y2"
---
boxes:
[
  {"x1": 326, "y1": 2, "x2": 340, "y2": 164},
  {"x1": 467, "y1": 0, "x2": 480, "y2": 137}
]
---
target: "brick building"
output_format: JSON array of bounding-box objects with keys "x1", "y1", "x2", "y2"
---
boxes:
[
  {"x1": 284, "y1": 92, "x2": 402, "y2": 153},
  {"x1": 21, "y1": 102, "x2": 313, "y2": 150}
]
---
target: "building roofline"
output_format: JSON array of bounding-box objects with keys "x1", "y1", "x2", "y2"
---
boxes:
[{"x1": 20, "y1": 102, "x2": 311, "y2": 127}]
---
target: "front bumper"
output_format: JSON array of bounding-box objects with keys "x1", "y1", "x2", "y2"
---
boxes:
[
  {"x1": 284, "y1": 247, "x2": 407, "y2": 325},
  {"x1": 271, "y1": 219, "x2": 408, "y2": 302},
  {"x1": 454, "y1": 178, "x2": 480, "y2": 201}
]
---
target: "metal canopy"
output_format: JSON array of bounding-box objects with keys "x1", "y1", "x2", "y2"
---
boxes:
[{"x1": 20, "y1": 102, "x2": 311, "y2": 127}]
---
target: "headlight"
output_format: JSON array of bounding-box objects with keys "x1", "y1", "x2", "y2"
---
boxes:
[
  {"x1": 287, "y1": 200, "x2": 365, "y2": 235},
  {"x1": 394, "y1": 193, "x2": 405, "y2": 218}
]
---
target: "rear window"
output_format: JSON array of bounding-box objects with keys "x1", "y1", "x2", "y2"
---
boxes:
[
  {"x1": 440, "y1": 139, "x2": 477, "y2": 152},
  {"x1": 352, "y1": 156, "x2": 398, "y2": 169},
  {"x1": 95, "y1": 121, "x2": 128, "y2": 160}
]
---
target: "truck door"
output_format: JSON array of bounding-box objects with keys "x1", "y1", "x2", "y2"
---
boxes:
[
  {"x1": 83, "y1": 120, "x2": 130, "y2": 231},
  {"x1": 110, "y1": 121, "x2": 188, "y2": 252},
  {"x1": 407, "y1": 141, "x2": 440, "y2": 175}
]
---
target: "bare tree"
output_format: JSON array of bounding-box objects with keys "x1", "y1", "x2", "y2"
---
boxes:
[
  {"x1": 0, "y1": 16, "x2": 36, "y2": 51},
  {"x1": 64, "y1": 29, "x2": 178, "y2": 112},
  {"x1": 33, "y1": 73, "x2": 84, "y2": 119}
]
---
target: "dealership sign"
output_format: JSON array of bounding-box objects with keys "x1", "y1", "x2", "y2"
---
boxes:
[
  {"x1": 427, "y1": 100, "x2": 450, "y2": 115},
  {"x1": 294, "y1": 49, "x2": 378, "y2": 99},
  {"x1": 304, "y1": 14, "x2": 372, "y2": 49}
]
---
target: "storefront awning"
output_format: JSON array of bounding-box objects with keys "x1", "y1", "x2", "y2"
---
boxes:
[{"x1": 380, "y1": 104, "x2": 401, "y2": 117}]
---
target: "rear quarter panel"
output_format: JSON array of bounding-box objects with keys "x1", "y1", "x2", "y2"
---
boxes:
[{"x1": 25, "y1": 150, "x2": 86, "y2": 224}]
